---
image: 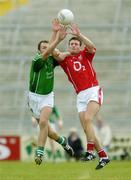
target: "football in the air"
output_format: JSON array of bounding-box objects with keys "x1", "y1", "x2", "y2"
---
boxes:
[{"x1": 57, "y1": 9, "x2": 74, "y2": 25}]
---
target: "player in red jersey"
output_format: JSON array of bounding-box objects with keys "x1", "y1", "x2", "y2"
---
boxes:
[{"x1": 52, "y1": 22, "x2": 110, "y2": 169}]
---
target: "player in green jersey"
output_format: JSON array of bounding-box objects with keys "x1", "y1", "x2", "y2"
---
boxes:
[{"x1": 28, "y1": 21, "x2": 74, "y2": 165}]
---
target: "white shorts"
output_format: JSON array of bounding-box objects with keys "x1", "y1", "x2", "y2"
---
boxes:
[
  {"x1": 28, "y1": 91, "x2": 54, "y2": 119},
  {"x1": 76, "y1": 86, "x2": 103, "y2": 113}
]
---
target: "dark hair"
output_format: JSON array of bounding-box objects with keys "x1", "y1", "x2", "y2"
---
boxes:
[
  {"x1": 69, "y1": 37, "x2": 82, "y2": 46},
  {"x1": 37, "y1": 40, "x2": 49, "y2": 50}
]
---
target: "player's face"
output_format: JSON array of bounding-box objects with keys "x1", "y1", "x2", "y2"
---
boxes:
[
  {"x1": 40, "y1": 42, "x2": 49, "y2": 53},
  {"x1": 68, "y1": 40, "x2": 81, "y2": 54}
]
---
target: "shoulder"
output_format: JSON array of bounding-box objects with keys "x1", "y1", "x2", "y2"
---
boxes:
[
  {"x1": 49, "y1": 55, "x2": 59, "y2": 67},
  {"x1": 81, "y1": 47, "x2": 96, "y2": 62},
  {"x1": 33, "y1": 52, "x2": 43, "y2": 61},
  {"x1": 48, "y1": 55, "x2": 55, "y2": 60},
  {"x1": 48, "y1": 55, "x2": 58, "y2": 64},
  {"x1": 83, "y1": 47, "x2": 96, "y2": 54}
]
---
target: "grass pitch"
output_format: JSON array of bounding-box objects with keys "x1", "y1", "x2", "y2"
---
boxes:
[{"x1": 0, "y1": 160, "x2": 130, "y2": 180}]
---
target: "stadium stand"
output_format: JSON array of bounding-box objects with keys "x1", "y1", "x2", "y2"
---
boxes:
[
  {"x1": 0, "y1": 0, "x2": 131, "y2": 136},
  {"x1": 0, "y1": 0, "x2": 28, "y2": 16}
]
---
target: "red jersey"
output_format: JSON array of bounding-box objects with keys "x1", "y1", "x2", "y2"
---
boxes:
[{"x1": 59, "y1": 47, "x2": 99, "y2": 94}]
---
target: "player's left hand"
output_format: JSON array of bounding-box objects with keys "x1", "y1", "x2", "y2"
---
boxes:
[{"x1": 68, "y1": 23, "x2": 80, "y2": 36}]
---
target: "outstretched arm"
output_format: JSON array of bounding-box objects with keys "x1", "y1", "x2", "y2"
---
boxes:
[
  {"x1": 51, "y1": 24, "x2": 70, "y2": 61},
  {"x1": 49, "y1": 18, "x2": 60, "y2": 44},
  {"x1": 69, "y1": 23, "x2": 96, "y2": 53},
  {"x1": 42, "y1": 25, "x2": 67, "y2": 59},
  {"x1": 48, "y1": 18, "x2": 70, "y2": 61}
]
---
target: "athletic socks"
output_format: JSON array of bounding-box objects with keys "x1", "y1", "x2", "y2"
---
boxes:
[
  {"x1": 36, "y1": 146, "x2": 44, "y2": 156},
  {"x1": 87, "y1": 141, "x2": 95, "y2": 153},
  {"x1": 56, "y1": 136, "x2": 66, "y2": 146},
  {"x1": 98, "y1": 149, "x2": 108, "y2": 159},
  {"x1": 87, "y1": 141, "x2": 108, "y2": 159},
  {"x1": 36, "y1": 137, "x2": 66, "y2": 157}
]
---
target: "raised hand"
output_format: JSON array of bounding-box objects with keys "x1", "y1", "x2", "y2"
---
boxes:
[
  {"x1": 57, "y1": 25, "x2": 67, "y2": 41},
  {"x1": 52, "y1": 18, "x2": 60, "y2": 32},
  {"x1": 68, "y1": 23, "x2": 80, "y2": 36}
]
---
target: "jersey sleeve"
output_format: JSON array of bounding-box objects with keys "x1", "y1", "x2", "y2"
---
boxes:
[
  {"x1": 32, "y1": 53, "x2": 45, "y2": 72},
  {"x1": 83, "y1": 47, "x2": 96, "y2": 63}
]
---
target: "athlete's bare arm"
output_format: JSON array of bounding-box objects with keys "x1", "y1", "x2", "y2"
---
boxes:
[
  {"x1": 52, "y1": 49, "x2": 70, "y2": 61},
  {"x1": 69, "y1": 23, "x2": 96, "y2": 54},
  {"x1": 49, "y1": 18, "x2": 60, "y2": 44},
  {"x1": 47, "y1": 19, "x2": 69, "y2": 61},
  {"x1": 42, "y1": 26, "x2": 67, "y2": 60}
]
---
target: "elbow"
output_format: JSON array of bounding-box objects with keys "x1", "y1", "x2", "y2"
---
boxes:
[
  {"x1": 92, "y1": 46, "x2": 96, "y2": 53},
  {"x1": 88, "y1": 46, "x2": 96, "y2": 54},
  {"x1": 91, "y1": 43, "x2": 96, "y2": 52}
]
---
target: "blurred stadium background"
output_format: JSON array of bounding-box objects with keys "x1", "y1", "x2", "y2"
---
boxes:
[
  {"x1": 0, "y1": 0, "x2": 131, "y2": 140},
  {"x1": 0, "y1": 0, "x2": 131, "y2": 134}
]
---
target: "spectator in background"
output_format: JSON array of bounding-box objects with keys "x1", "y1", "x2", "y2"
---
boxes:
[
  {"x1": 120, "y1": 148, "x2": 130, "y2": 160},
  {"x1": 66, "y1": 128, "x2": 84, "y2": 161},
  {"x1": 94, "y1": 114, "x2": 112, "y2": 152}
]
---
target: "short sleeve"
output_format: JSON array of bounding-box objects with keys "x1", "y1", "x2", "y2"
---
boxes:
[{"x1": 83, "y1": 47, "x2": 96, "y2": 62}]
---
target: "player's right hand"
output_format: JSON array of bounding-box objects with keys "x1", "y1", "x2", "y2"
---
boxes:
[{"x1": 52, "y1": 18, "x2": 60, "y2": 32}]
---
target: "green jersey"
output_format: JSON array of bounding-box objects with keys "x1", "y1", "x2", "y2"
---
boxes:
[{"x1": 29, "y1": 52, "x2": 58, "y2": 95}]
